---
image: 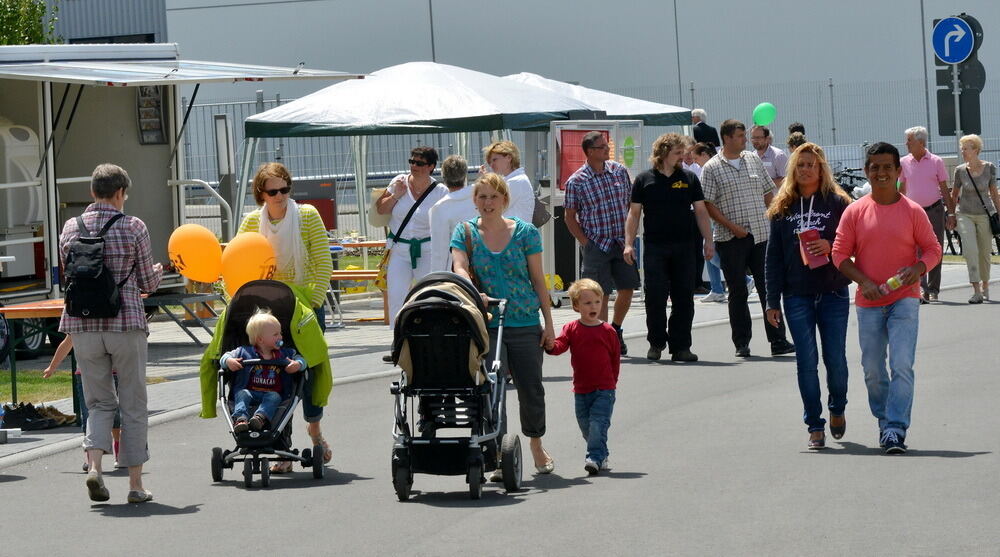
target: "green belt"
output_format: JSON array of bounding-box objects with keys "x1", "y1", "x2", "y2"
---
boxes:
[{"x1": 388, "y1": 233, "x2": 431, "y2": 269}]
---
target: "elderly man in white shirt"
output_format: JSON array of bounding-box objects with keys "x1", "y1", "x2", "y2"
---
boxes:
[
  {"x1": 481, "y1": 140, "x2": 535, "y2": 223},
  {"x1": 429, "y1": 155, "x2": 479, "y2": 272}
]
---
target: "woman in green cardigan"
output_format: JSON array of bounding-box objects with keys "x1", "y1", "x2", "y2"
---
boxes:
[{"x1": 237, "y1": 162, "x2": 333, "y2": 471}]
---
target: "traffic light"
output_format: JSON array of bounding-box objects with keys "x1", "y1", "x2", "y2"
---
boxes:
[{"x1": 934, "y1": 13, "x2": 985, "y2": 136}]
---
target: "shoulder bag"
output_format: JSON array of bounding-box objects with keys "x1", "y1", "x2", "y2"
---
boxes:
[
  {"x1": 367, "y1": 187, "x2": 391, "y2": 228},
  {"x1": 374, "y1": 181, "x2": 437, "y2": 291},
  {"x1": 462, "y1": 221, "x2": 481, "y2": 290}
]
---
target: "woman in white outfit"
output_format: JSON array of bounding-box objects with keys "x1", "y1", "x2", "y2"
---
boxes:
[
  {"x1": 482, "y1": 140, "x2": 534, "y2": 223},
  {"x1": 376, "y1": 146, "x2": 448, "y2": 333}
]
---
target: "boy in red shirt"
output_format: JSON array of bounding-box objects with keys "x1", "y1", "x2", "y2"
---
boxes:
[{"x1": 545, "y1": 279, "x2": 620, "y2": 474}]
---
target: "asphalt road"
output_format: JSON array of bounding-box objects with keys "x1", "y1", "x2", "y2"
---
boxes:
[{"x1": 3, "y1": 289, "x2": 999, "y2": 556}]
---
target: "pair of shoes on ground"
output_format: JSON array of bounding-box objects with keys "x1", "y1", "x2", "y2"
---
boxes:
[
  {"x1": 85, "y1": 469, "x2": 153, "y2": 504},
  {"x1": 969, "y1": 292, "x2": 984, "y2": 304},
  {"x1": 880, "y1": 430, "x2": 907, "y2": 454},
  {"x1": 611, "y1": 323, "x2": 627, "y2": 356},
  {"x1": 807, "y1": 413, "x2": 844, "y2": 450},
  {"x1": 735, "y1": 341, "x2": 795, "y2": 358},
  {"x1": 646, "y1": 346, "x2": 698, "y2": 362},
  {"x1": 584, "y1": 457, "x2": 611, "y2": 475},
  {"x1": 700, "y1": 291, "x2": 726, "y2": 303},
  {"x1": 1, "y1": 402, "x2": 62, "y2": 430},
  {"x1": 489, "y1": 455, "x2": 554, "y2": 481}
]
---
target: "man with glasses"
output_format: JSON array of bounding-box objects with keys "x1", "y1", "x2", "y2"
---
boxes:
[
  {"x1": 564, "y1": 131, "x2": 639, "y2": 356},
  {"x1": 701, "y1": 119, "x2": 795, "y2": 358},
  {"x1": 750, "y1": 125, "x2": 788, "y2": 188}
]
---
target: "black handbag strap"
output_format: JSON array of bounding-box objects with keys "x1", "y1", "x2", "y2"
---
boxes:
[
  {"x1": 390, "y1": 179, "x2": 437, "y2": 240},
  {"x1": 965, "y1": 166, "x2": 995, "y2": 215}
]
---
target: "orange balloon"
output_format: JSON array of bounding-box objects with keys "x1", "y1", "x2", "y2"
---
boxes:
[
  {"x1": 168, "y1": 224, "x2": 222, "y2": 283},
  {"x1": 221, "y1": 232, "x2": 277, "y2": 296}
]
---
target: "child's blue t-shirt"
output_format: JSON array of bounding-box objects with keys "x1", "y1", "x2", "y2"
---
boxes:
[{"x1": 450, "y1": 217, "x2": 542, "y2": 328}]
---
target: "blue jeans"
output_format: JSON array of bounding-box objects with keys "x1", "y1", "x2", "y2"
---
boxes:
[
  {"x1": 574, "y1": 389, "x2": 615, "y2": 462},
  {"x1": 233, "y1": 389, "x2": 282, "y2": 422},
  {"x1": 706, "y1": 249, "x2": 725, "y2": 294},
  {"x1": 856, "y1": 297, "x2": 920, "y2": 437},
  {"x1": 783, "y1": 289, "x2": 850, "y2": 432}
]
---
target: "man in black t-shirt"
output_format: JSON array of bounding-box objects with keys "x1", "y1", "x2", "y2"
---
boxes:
[{"x1": 624, "y1": 133, "x2": 715, "y2": 362}]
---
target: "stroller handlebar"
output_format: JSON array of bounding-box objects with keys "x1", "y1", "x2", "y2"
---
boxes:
[{"x1": 238, "y1": 358, "x2": 291, "y2": 367}]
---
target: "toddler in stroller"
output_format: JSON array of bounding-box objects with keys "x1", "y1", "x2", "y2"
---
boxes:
[
  {"x1": 221, "y1": 309, "x2": 305, "y2": 434},
  {"x1": 207, "y1": 280, "x2": 326, "y2": 488}
]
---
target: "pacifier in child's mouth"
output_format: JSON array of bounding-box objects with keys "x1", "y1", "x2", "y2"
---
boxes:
[{"x1": 277, "y1": 340, "x2": 284, "y2": 348}]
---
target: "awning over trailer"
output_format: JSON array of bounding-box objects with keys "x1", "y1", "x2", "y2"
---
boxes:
[{"x1": 0, "y1": 44, "x2": 364, "y2": 87}]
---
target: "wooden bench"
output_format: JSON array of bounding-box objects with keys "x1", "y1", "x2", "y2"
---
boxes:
[{"x1": 329, "y1": 269, "x2": 387, "y2": 324}]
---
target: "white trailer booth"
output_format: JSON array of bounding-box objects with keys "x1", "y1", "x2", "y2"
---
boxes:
[{"x1": 0, "y1": 43, "x2": 361, "y2": 352}]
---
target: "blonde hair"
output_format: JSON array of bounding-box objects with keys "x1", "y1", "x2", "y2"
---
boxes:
[
  {"x1": 960, "y1": 134, "x2": 983, "y2": 153},
  {"x1": 245, "y1": 308, "x2": 280, "y2": 345},
  {"x1": 767, "y1": 142, "x2": 852, "y2": 219},
  {"x1": 472, "y1": 173, "x2": 511, "y2": 210},
  {"x1": 649, "y1": 132, "x2": 688, "y2": 170},
  {"x1": 251, "y1": 162, "x2": 292, "y2": 205},
  {"x1": 483, "y1": 140, "x2": 521, "y2": 169},
  {"x1": 568, "y1": 278, "x2": 603, "y2": 306}
]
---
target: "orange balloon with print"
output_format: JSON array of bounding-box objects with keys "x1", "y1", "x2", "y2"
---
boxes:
[
  {"x1": 167, "y1": 224, "x2": 222, "y2": 283},
  {"x1": 221, "y1": 231, "x2": 277, "y2": 296}
]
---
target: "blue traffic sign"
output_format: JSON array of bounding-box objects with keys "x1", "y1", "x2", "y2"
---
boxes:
[{"x1": 933, "y1": 17, "x2": 975, "y2": 64}]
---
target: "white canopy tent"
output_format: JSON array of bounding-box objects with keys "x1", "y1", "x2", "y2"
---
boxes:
[
  {"x1": 503, "y1": 72, "x2": 690, "y2": 126},
  {"x1": 241, "y1": 61, "x2": 605, "y2": 234}
]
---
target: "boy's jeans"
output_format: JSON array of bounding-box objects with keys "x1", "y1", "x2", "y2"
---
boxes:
[
  {"x1": 575, "y1": 389, "x2": 616, "y2": 463},
  {"x1": 856, "y1": 297, "x2": 920, "y2": 438},
  {"x1": 233, "y1": 389, "x2": 282, "y2": 422}
]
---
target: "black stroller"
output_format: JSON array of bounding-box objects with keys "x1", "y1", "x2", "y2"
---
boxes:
[
  {"x1": 389, "y1": 272, "x2": 522, "y2": 500},
  {"x1": 209, "y1": 280, "x2": 325, "y2": 488}
]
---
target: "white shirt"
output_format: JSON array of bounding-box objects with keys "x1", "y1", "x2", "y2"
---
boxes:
[
  {"x1": 683, "y1": 161, "x2": 702, "y2": 178},
  {"x1": 504, "y1": 167, "x2": 535, "y2": 223},
  {"x1": 428, "y1": 186, "x2": 478, "y2": 272},
  {"x1": 387, "y1": 173, "x2": 449, "y2": 248}
]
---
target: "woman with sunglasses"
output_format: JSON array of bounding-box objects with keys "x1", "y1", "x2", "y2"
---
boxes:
[
  {"x1": 375, "y1": 147, "x2": 449, "y2": 335},
  {"x1": 238, "y1": 162, "x2": 333, "y2": 471},
  {"x1": 764, "y1": 143, "x2": 853, "y2": 450}
]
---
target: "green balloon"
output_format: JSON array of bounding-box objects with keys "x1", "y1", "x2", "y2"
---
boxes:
[{"x1": 753, "y1": 102, "x2": 777, "y2": 126}]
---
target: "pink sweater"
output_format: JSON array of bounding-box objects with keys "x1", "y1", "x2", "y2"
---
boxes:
[{"x1": 831, "y1": 194, "x2": 942, "y2": 308}]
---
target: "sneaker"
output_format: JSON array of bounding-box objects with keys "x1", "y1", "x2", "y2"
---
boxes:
[
  {"x1": 928, "y1": 292, "x2": 938, "y2": 302},
  {"x1": 1, "y1": 404, "x2": 50, "y2": 431},
  {"x1": 969, "y1": 293, "x2": 984, "y2": 304},
  {"x1": 983, "y1": 288, "x2": 990, "y2": 301},
  {"x1": 881, "y1": 430, "x2": 907, "y2": 454},
  {"x1": 735, "y1": 344, "x2": 751, "y2": 358},
  {"x1": 599, "y1": 458, "x2": 612, "y2": 471},
  {"x1": 233, "y1": 417, "x2": 249, "y2": 434},
  {"x1": 646, "y1": 345, "x2": 663, "y2": 361},
  {"x1": 671, "y1": 349, "x2": 699, "y2": 363},
  {"x1": 770, "y1": 340, "x2": 796, "y2": 356},
  {"x1": 584, "y1": 458, "x2": 600, "y2": 475},
  {"x1": 248, "y1": 414, "x2": 266, "y2": 431},
  {"x1": 85, "y1": 469, "x2": 110, "y2": 502},
  {"x1": 612, "y1": 323, "x2": 627, "y2": 356},
  {"x1": 126, "y1": 489, "x2": 153, "y2": 504},
  {"x1": 700, "y1": 291, "x2": 726, "y2": 303}
]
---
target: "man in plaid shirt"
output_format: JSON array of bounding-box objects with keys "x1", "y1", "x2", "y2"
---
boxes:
[
  {"x1": 564, "y1": 131, "x2": 639, "y2": 355},
  {"x1": 59, "y1": 163, "x2": 163, "y2": 503},
  {"x1": 701, "y1": 120, "x2": 795, "y2": 359}
]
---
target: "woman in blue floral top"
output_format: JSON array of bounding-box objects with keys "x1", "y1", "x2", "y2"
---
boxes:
[{"x1": 451, "y1": 173, "x2": 556, "y2": 478}]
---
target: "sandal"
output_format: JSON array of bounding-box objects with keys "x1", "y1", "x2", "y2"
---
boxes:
[
  {"x1": 269, "y1": 460, "x2": 293, "y2": 474},
  {"x1": 311, "y1": 435, "x2": 333, "y2": 464}
]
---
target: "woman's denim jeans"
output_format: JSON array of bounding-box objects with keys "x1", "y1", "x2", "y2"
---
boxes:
[
  {"x1": 783, "y1": 288, "x2": 850, "y2": 432},
  {"x1": 855, "y1": 297, "x2": 920, "y2": 437}
]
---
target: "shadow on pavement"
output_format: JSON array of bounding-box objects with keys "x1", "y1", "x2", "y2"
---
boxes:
[
  {"x1": 406, "y1": 486, "x2": 525, "y2": 507},
  {"x1": 209, "y1": 469, "x2": 372, "y2": 491},
  {"x1": 91, "y1": 502, "x2": 202, "y2": 517},
  {"x1": 0, "y1": 474, "x2": 25, "y2": 483},
  {"x1": 829, "y1": 441, "x2": 990, "y2": 458}
]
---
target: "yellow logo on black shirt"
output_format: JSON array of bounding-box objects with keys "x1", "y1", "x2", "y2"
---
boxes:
[{"x1": 671, "y1": 180, "x2": 688, "y2": 189}]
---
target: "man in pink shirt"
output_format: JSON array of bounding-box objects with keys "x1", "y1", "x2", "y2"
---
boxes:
[
  {"x1": 898, "y1": 126, "x2": 955, "y2": 302},
  {"x1": 832, "y1": 142, "x2": 941, "y2": 455}
]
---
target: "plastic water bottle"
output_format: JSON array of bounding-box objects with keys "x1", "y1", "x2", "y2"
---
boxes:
[{"x1": 878, "y1": 275, "x2": 903, "y2": 296}]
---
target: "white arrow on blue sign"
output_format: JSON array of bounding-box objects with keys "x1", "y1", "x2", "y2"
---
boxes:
[{"x1": 932, "y1": 17, "x2": 975, "y2": 64}]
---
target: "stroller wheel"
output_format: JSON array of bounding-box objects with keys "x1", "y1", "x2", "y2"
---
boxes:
[
  {"x1": 467, "y1": 460, "x2": 483, "y2": 500},
  {"x1": 500, "y1": 434, "x2": 523, "y2": 492},
  {"x1": 243, "y1": 459, "x2": 254, "y2": 488},
  {"x1": 392, "y1": 465, "x2": 412, "y2": 502},
  {"x1": 311, "y1": 444, "x2": 325, "y2": 479},
  {"x1": 211, "y1": 447, "x2": 224, "y2": 482},
  {"x1": 301, "y1": 448, "x2": 312, "y2": 468},
  {"x1": 260, "y1": 458, "x2": 271, "y2": 488}
]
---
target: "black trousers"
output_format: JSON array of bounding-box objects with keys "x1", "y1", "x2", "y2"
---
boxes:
[
  {"x1": 643, "y1": 240, "x2": 696, "y2": 352},
  {"x1": 715, "y1": 235, "x2": 788, "y2": 348}
]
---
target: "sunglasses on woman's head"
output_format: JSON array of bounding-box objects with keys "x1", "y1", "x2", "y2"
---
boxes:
[
  {"x1": 263, "y1": 186, "x2": 291, "y2": 197},
  {"x1": 408, "y1": 159, "x2": 430, "y2": 167}
]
